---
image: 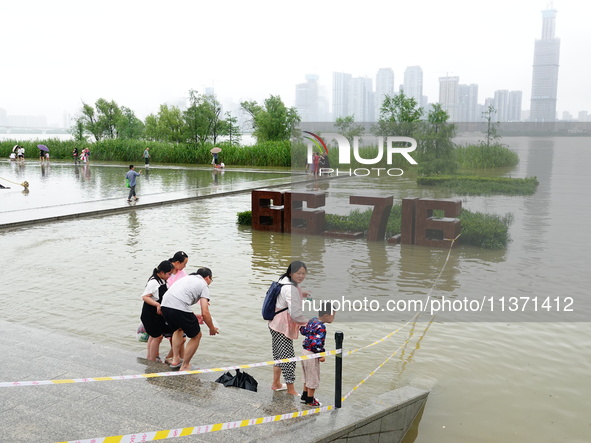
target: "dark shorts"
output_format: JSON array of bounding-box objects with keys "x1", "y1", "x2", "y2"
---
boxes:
[
  {"x1": 145, "y1": 158, "x2": 149, "y2": 164},
  {"x1": 161, "y1": 306, "x2": 201, "y2": 338},
  {"x1": 140, "y1": 303, "x2": 166, "y2": 337}
]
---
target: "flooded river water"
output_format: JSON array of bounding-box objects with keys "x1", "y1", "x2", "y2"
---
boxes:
[{"x1": 1, "y1": 138, "x2": 589, "y2": 442}]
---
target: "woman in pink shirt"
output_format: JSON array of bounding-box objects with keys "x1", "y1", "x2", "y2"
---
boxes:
[{"x1": 167, "y1": 251, "x2": 189, "y2": 287}]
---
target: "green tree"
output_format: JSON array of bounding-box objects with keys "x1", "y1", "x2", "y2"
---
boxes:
[
  {"x1": 117, "y1": 106, "x2": 145, "y2": 140},
  {"x1": 416, "y1": 103, "x2": 457, "y2": 175},
  {"x1": 335, "y1": 115, "x2": 365, "y2": 144},
  {"x1": 80, "y1": 102, "x2": 102, "y2": 142},
  {"x1": 184, "y1": 91, "x2": 242, "y2": 146},
  {"x1": 69, "y1": 116, "x2": 87, "y2": 143},
  {"x1": 481, "y1": 105, "x2": 501, "y2": 148},
  {"x1": 373, "y1": 89, "x2": 423, "y2": 137},
  {"x1": 241, "y1": 95, "x2": 300, "y2": 143},
  {"x1": 95, "y1": 98, "x2": 122, "y2": 139},
  {"x1": 184, "y1": 90, "x2": 216, "y2": 145},
  {"x1": 218, "y1": 112, "x2": 242, "y2": 145},
  {"x1": 145, "y1": 104, "x2": 186, "y2": 143}
]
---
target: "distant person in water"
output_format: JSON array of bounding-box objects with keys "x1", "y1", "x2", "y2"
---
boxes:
[{"x1": 143, "y1": 147, "x2": 150, "y2": 168}]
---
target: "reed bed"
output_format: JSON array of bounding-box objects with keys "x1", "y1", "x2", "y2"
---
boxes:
[
  {"x1": 0, "y1": 139, "x2": 293, "y2": 167},
  {"x1": 455, "y1": 143, "x2": 519, "y2": 169},
  {"x1": 417, "y1": 175, "x2": 539, "y2": 195},
  {"x1": 237, "y1": 205, "x2": 511, "y2": 249}
]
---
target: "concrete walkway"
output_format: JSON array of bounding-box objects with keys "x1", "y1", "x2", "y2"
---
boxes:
[{"x1": 0, "y1": 320, "x2": 427, "y2": 443}]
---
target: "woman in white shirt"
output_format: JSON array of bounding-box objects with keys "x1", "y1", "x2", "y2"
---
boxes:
[{"x1": 140, "y1": 260, "x2": 173, "y2": 361}]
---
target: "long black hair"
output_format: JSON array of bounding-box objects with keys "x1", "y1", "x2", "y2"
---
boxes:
[
  {"x1": 279, "y1": 261, "x2": 307, "y2": 284},
  {"x1": 149, "y1": 260, "x2": 174, "y2": 285},
  {"x1": 169, "y1": 251, "x2": 188, "y2": 264}
]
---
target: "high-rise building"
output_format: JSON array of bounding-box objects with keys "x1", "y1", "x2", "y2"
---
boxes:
[
  {"x1": 494, "y1": 90, "x2": 510, "y2": 122},
  {"x1": 438, "y1": 76, "x2": 460, "y2": 121},
  {"x1": 332, "y1": 72, "x2": 352, "y2": 120},
  {"x1": 530, "y1": 9, "x2": 560, "y2": 122},
  {"x1": 457, "y1": 84, "x2": 479, "y2": 122},
  {"x1": 295, "y1": 74, "x2": 320, "y2": 122},
  {"x1": 508, "y1": 91, "x2": 522, "y2": 122},
  {"x1": 375, "y1": 68, "x2": 394, "y2": 119},
  {"x1": 349, "y1": 77, "x2": 374, "y2": 122},
  {"x1": 403, "y1": 66, "x2": 423, "y2": 106}
]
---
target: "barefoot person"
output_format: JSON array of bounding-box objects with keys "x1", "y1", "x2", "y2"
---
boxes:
[{"x1": 161, "y1": 267, "x2": 219, "y2": 371}]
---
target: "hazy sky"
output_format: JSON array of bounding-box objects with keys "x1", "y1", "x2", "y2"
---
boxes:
[{"x1": 2, "y1": 0, "x2": 589, "y2": 125}]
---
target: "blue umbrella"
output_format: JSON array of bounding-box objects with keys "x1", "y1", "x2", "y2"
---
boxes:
[{"x1": 37, "y1": 144, "x2": 49, "y2": 152}]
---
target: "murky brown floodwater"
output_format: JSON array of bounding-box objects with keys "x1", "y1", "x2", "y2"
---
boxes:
[{"x1": 1, "y1": 139, "x2": 589, "y2": 442}]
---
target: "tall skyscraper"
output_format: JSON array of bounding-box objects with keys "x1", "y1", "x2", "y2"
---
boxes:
[
  {"x1": 332, "y1": 72, "x2": 352, "y2": 120},
  {"x1": 494, "y1": 90, "x2": 510, "y2": 122},
  {"x1": 403, "y1": 66, "x2": 423, "y2": 106},
  {"x1": 457, "y1": 84, "x2": 479, "y2": 122},
  {"x1": 438, "y1": 76, "x2": 460, "y2": 122},
  {"x1": 349, "y1": 77, "x2": 374, "y2": 122},
  {"x1": 508, "y1": 91, "x2": 523, "y2": 122},
  {"x1": 530, "y1": 9, "x2": 560, "y2": 122},
  {"x1": 375, "y1": 68, "x2": 394, "y2": 119},
  {"x1": 295, "y1": 74, "x2": 320, "y2": 122}
]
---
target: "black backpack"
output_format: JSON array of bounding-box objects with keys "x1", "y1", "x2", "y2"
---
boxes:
[{"x1": 262, "y1": 281, "x2": 293, "y2": 320}]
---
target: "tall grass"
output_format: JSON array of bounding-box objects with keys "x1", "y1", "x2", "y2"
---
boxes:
[
  {"x1": 0, "y1": 139, "x2": 293, "y2": 167},
  {"x1": 455, "y1": 143, "x2": 519, "y2": 169},
  {"x1": 237, "y1": 205, "x2": 511, "y2": 249},
  {"x1": 417, "y1": 175, "x2": 539, "y2": 195}
]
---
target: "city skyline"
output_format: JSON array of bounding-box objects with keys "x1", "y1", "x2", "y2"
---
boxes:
[{"x1": 1, "y1": 1, "x2": 589, "y2": 127}]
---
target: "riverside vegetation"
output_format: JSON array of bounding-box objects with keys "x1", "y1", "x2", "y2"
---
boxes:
[
  {"x1": 237, "y1": 205, "x2": 513, "y2": 250},
  {"x1": 3, "y1": 93, "x2": 535, "y2": 248}
]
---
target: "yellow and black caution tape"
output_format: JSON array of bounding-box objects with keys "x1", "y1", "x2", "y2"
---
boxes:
[
  {"x1": 55, "y1": 404, "x2": 335, "y2": 443},
  {"x1": 0, "y1": 350, "x2": 341, "y2": 388}
]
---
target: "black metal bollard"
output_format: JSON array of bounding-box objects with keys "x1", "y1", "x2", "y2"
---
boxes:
[{"x1": 335, "y1": 331, "x2": 344, "y2": 408}]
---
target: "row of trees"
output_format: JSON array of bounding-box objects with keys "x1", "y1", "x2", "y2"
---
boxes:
[
  {"x1": 71, "y1": 88, "x2": 501, "y2": 175},
  {"x1": 71, "y1": 91, "x2": 302, "y2": 147},
  {"x1": 72, "y1": 90, "x2": 243, "y2": 146},
  {"x1": 334, "y1": 90, "x2": 505, "y2": 175},
  {"x1": 333, "y1": 90, "x2": 456, "y2": 175}
]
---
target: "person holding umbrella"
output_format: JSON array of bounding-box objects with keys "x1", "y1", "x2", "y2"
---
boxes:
[
  {"x1": 210, "y1": 147, "x2": 221, "y2": 168},
  {"x1": 37, "y1": 144, "x2": 49, "y2": 163}
]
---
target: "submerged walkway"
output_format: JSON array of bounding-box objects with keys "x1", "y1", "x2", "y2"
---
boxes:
[{"x1": 0, "y1": 171, "x2": 307, "y2": 230}]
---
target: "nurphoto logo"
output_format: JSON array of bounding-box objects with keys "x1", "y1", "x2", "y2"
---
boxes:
[{"x1": 303, "y1": 131, "x2": 418, "y2": 177}]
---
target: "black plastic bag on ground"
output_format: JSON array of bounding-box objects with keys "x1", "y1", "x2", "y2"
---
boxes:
[
  {"x1": 218, "y1": 369, "x2": 258, "y2": 392},
  {"x1": 215, "y1": 371, "x2": 234, "y2": 385}
]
